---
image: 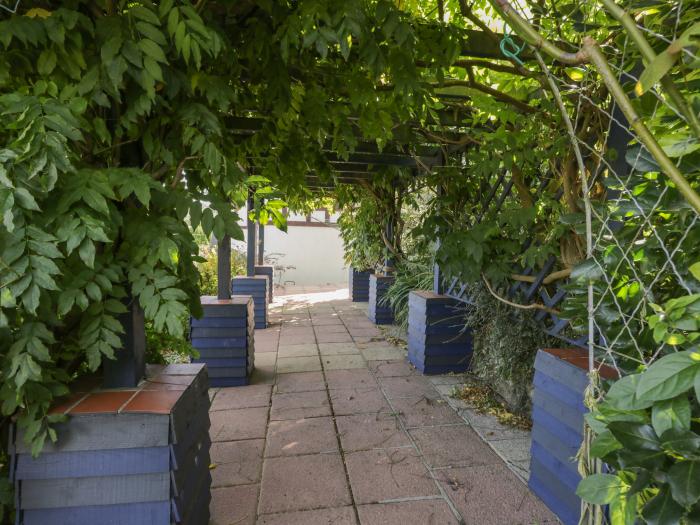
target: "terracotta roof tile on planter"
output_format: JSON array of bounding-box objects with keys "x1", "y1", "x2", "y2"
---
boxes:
[
  {"x1": 541, "y1": 348, "x2": 618, "y2": 380},
  {"x1": 68, "y1": 390, "x2": 136, "y2": 415},
  {"x1": 48, "y1": 392, "x2": 89, "y2": 415},
  {"x1": 121, "y1": 390, "x2": 182, "y2": 414}
]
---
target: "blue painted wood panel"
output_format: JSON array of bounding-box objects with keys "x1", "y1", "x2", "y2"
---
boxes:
[
  {"x1": 528, "y1": 349, "x2": 589, "y2": 525},
  {"x1": 15, "y1": 447, "x2": 170, "y2": 480},
  {"x1": 22, "y1": 501, "x2": 171, "y2": 525}
]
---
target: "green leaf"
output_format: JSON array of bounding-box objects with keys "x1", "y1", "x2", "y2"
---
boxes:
[
  {"x1": 652, "y1": 395, "x2": 691, "y2": 436},
  {"x1": 576, "y1": 473, "x2": 625, "y2": 504},
  {"x1": 101, "y1": 36, "x2": 123, "y2": 62},
  {"x1": 636, "y1": 350, "x2": 700, "y2": 402},
  {"x1": 642, "y1": 487, "x2": 685, "y2": 525},
  {"x1": 130, "y1": 5, "x2": 161, "y2": 26},
  {"x1": 608, "y1": 422, "x2": 661, "y2": 451},
  {"x1": 590, "y1": 430, "x2": 623, "y2": 458},
  {"x1": 606, "y1": 374, "x2": 654, "y2": 410},
  {"x1": 135, "y1": 22, "x2": 167, "y2": 46},
  {"x1": 138, "y1": 39, "x2": 167, "y2": 64},
  {"x1": 660, "y1": 429, "x2": 700, "y2": 456},
  {"x1": 571, "y1": 258, "x2": 603, "y2": 281},
  {"x1": 636, "y1": 50, "x2": 677, "y2": 95},
  {"x1": 690, "y1": 262, "x2": 700, "y2": 282},
  {"x1": 610, "y1": 489, "x2": 636, "y2": 525},
  {"x1": 37, "y1": 48, "x2": 57, "y2": 75},
  {"x1": 78, "y1": 239, "x2": 95, "y2": 268},
  {"x1": 668, "y1": 461, "x2": 700, "y2": 507}
]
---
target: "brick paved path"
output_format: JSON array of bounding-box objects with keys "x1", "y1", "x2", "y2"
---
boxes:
[{"x1": 208, "y1": 290, "x2": 557, "y2": 525}]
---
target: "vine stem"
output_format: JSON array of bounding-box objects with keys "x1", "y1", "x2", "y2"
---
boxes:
[
  {"x1": 599, "y1": 0, "x2": 700, "y2": 139},
  {"x1": 488, "y1": 0, "x2": 700, "y2": 215},
  {"x1": 481, "y1": 274, "x2": 561, "y2": 315},
  {"x1": 582, "y1": 38, "x2": 700, "y2": 214}
]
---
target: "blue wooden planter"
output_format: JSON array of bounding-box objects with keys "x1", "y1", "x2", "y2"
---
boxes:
[
  {"x1": 368, "y1": 274, "x2": 394, "y2": 324},
  {"x1": 407, "y1": 291, "x2": 471, "y2": 374},
  {"x1": 231, "y1": 276, "x2": 268, "y2": 328},
  {"x1": 349, "y1": 268, "x2": 373, "y2": 302},
  {"x1": 190, "y1": 296, "x2": 255, "y2": 387},
  {"x1": 254, "y1": 265, "x2": 274, "y2": 303},
  {"x1": 529, "y1": 348, "x2": 617, "y2": 525},
  {"x1": 10, "y1": 364, "x2": 211, "y2": 525}
]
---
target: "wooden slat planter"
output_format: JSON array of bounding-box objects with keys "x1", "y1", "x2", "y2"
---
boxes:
[
  {"x1": 10, "y1": 364, "x2": 211, "y2": 525},
  {"x1": 231, "y1": 276, "x2": 268, "y2": 328},
  {"x1": 528, "y1": 348, "x2": 617, "y2": 525},
  {"x1": 368, "y1": 274, "x2": 394, "y2": 324},
  {"x1": 190, "y1": 296, "x2": 255, "y2": 387},
  {"x1": 349, "y1": 268, "x2": 373, "y2": 302},
  {"x1": 254, "y1": 265, "x2": 274, "y2": 303},
  {"x1": 407, "y1": 291, "x2": 472, "y2": 374}
]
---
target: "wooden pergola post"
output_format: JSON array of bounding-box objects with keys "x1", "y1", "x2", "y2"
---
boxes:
[
  {"x1": 217, "y1": 235, "x2": 232, "y2": 300},
  {"x1": 246, "y1": 188, "x2": 257, "y2": 277}
]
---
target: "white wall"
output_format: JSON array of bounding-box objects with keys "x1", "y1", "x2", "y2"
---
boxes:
[{"x1": 233, "y1": 225, "x2": 348, "y2": 286}]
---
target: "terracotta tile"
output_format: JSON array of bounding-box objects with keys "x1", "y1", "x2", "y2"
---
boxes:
[
  {"x1": 210, "y1": 385, "x2": 272, "y2": 411},
  {"x1": 48, "y1": 393, "x2": 88, "y2": 415},
  {"x1": 210, "y1": 484, "x2": 258, "y2": 525},
  {"x1": 258, "y1": 507, "x2": 357, "y2": 525},
  {"x1": 330, "y1": 388, "x2": 391, "y2": 416},
  {"x1": 265, "y1": 417, "x2": 339, "y2": 457},
  {"x1": 210, "y1": 439, "x2": 264, "y2": 487},
  {"x1": 270, "y1": 390, "x2": 331, "y2": 421},
  {"x1": 69, "y1": 391, "x2": 135, "y2": 414},
  {"x1": 259, "y1": 454, "x2": 351, "y2": 513},
  {"x1": 209, "y1": 407, "x2": 269, "y2": 441},
  {"x1": 357, "y1": 500, "x2": 459, "y2": 525},
  {"x1": 378, "y1": 376, "x2": 438, "y2": 399},
  {"x1": 274, "y1": 371, "x2": 326, "y2": 393},
  {"x1": 336, "y1": 413, "x2": 411, "y2": 452},
  {"x1": 409, "y1": 425, "x2": 501, "y2": 468},
  {"x1": 390, "y1": 396, "x2": 463, "y2": 428},
  {"x1": 121, "y1": 390, "x2": 181, "y2": 414},
  {"x1": 325, "y1": 369, "x2": 376, "y2": 390},
  {"x1": 437, "y1": 464, "x2": 557, "y2": 525},
  {"x1": 346, "y1": 448, "x2": 439, "y2": 504}
]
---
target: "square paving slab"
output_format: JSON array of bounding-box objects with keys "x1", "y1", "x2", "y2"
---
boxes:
[
  {"x1": 346, "y1": 448, "x2": 439, "y2": 504},
  {"x1": 210, "y1": 439, "x2": 264, "y2": 487},
  {"x1": 336, "y1": 413, "x2": 412, "y2": 452},
  {"x1": 270, "y1": 390, "x2": 331, "y2": 420},
  {"x1": 258, "y1": 453, "x2": 352, "y2": 514},
  {"x1": 274, "y1": 371, "x2": 326, "y2": 393},
  {"x1": 265, "y1": 417, "x2": 339, "y2": 457}
]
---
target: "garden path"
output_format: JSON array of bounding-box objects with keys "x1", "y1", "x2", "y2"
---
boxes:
[{"x1": 208, "y1": 288, "x2": 557, "y2": 525}]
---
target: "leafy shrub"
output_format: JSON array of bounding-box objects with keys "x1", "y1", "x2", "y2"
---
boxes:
[
  {"x1": 463, "y1": 282, "x2": 563, "y2": 413},
  {"x1": 577, "y1": 291, "x2": 700, "y2": 524},
  {"x1": 196, "y1": 242, "x2": 247, "y2": 296},
  {"x1": 380, "y1": 259, "x2": 434, "y2": 329},
  {"x1": 145, "y1": 317, "x2": 196, "y2": 365}
]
